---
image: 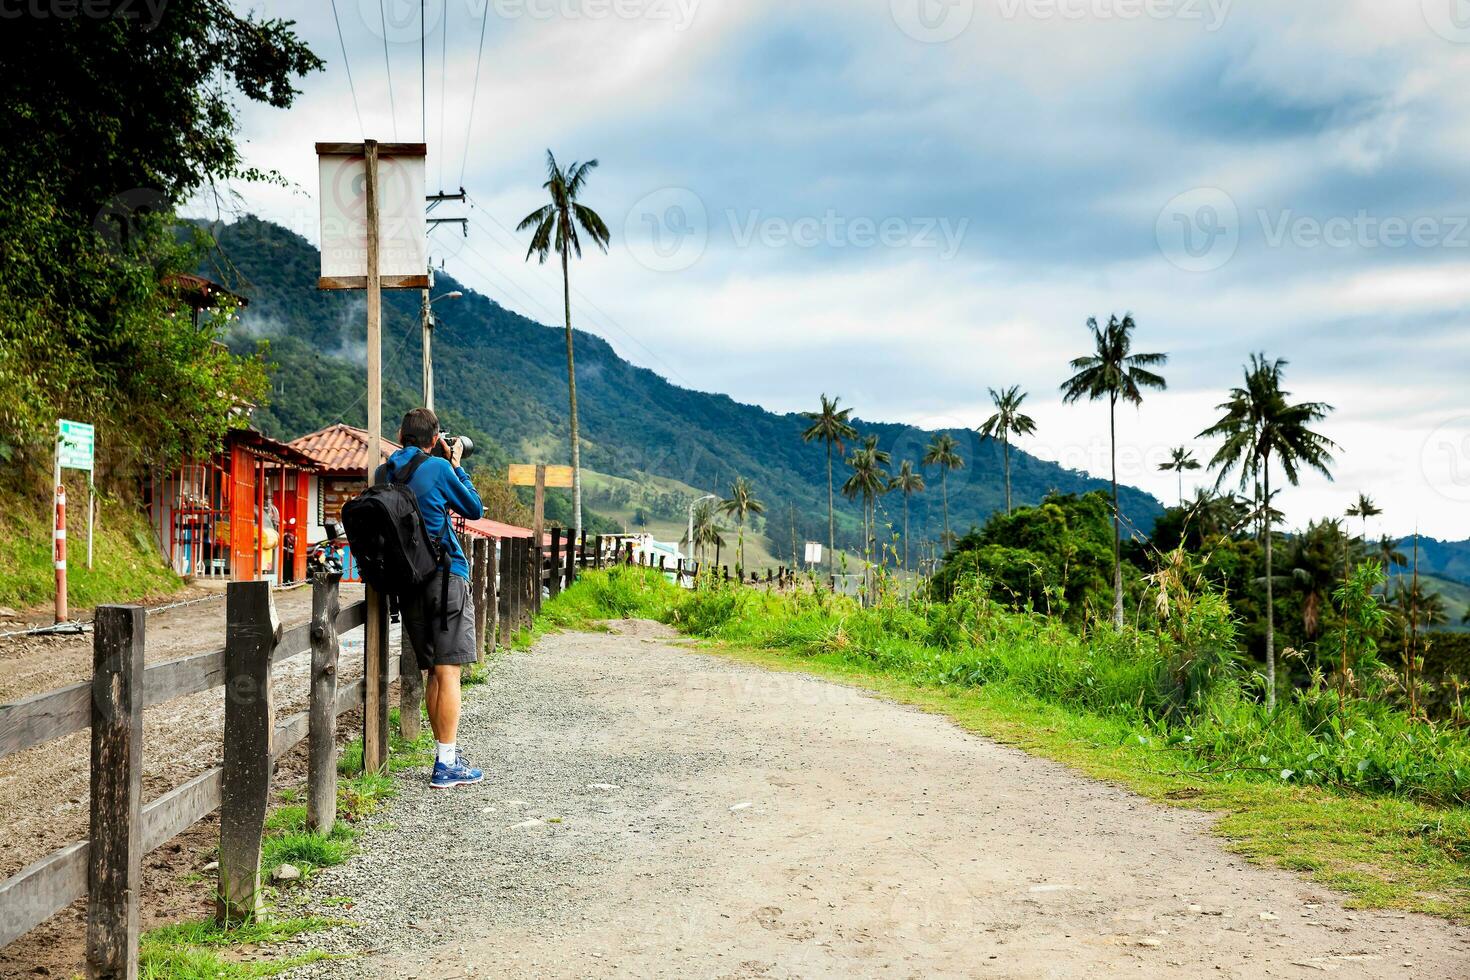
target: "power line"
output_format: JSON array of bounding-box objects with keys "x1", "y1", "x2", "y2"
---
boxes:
[
  {"x1": 438, "y1": 1, "x2": 448, "y2": 191},
  {"x1": 329, "y1": 0, "x2": 366, "y2": 137},
  {"x1": 459, "y1": 7, "x2": 490, "y2": 190},
  {"x1": 419, "y1": 0, "x2": 427, "y2": 143},
  {"x1": 463, "y1": 198, "x2": 694, "y2": 387},
  {"x1": 377, "y1": 0, "x2": 399, "y2": 139}
]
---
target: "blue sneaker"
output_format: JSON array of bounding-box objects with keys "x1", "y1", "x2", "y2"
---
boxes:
[{"x1": 430, "y1": 755, "x2": 484, "y2": 789}]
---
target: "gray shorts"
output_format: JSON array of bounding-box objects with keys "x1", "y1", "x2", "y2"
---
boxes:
[{"x1": 402, "y1": 571, "x2": 477, "y2": 670}]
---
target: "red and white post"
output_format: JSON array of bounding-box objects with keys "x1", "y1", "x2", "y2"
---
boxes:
[{"x1": 55, "y1": 483, "x2": 68, "y2": 624}]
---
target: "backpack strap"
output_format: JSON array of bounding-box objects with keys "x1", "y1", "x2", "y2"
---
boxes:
[{"x1": 387, "y1": 449, "x2": 431, "y2": 486}]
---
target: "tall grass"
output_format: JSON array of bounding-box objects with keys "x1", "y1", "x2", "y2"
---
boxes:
[{"x1": 542, "y1": 567, "x2": 1470, "y2": 807}]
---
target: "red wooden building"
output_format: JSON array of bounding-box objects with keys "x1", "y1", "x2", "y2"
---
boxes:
[{"x1": 146, "y1": 428, "x2": 320, "y2": 585}]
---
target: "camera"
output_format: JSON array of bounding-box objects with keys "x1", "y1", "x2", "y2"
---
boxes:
[{"x1": 436, "y1": 431, "x2": 475, "y2": 461}]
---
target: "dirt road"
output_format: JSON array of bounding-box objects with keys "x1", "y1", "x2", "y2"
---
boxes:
[
  {"x1": 0, "y1": 582, "x2": 366, "y2": 881},
  {"x1": 282, "y1": 621, "x2": 1470, "y2": 979}
]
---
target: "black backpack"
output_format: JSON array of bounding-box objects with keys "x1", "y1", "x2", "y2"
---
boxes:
[{"x1": 341, "y1": 452, "x2": 451, "y2": 622}]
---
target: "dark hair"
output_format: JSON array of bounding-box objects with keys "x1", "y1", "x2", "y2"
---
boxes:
[{"x1": 399, "y1": 408, "x2": 439, "y2": 449}]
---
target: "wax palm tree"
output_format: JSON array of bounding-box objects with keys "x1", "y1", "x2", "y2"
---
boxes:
[
  {"x1": 800, "y1": 394, "x2": 858, "y2": 575},
  {"x1": 1345, "y1": 493, "x2": 1381, "y2": 544},
  {"x1": 519, "y1": 150, "x2": 611, "y2": 541},
  {"x1": 978, "y1": 385, "x2": 1037, "y2": 515},
  {"x1": 889, "y1": 460, "x2": 925, "y2": 571},
  {"x1": 1158, "y1": 446, "x2": 1201, "y2": 508},
  {"x1": 683, "y1": 498, "x2": 724, "y2": 565},
  {"x1": 718, "y1": 477, "x2": 765, "y2": 577},
  {"x1": 922, "y1": 432, "x2": 963, "y2": 549},
  {"x1": 1060, "y1": 314, "x2": 1168, "y2": 627},
  {"x1": 843, "y1": 443, "x2": 890, "y2": 598},
  {"x1": 1199, "y1": 353, "x2": 1336, "y2": 711},
  {"x1": 1377, "y1": 535, "x2": 1407, "y2": 572}
]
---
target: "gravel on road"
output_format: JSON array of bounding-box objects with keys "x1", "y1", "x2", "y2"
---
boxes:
[{"x1": 277, "y1": 620, "x2": 1470, "y2": 979}]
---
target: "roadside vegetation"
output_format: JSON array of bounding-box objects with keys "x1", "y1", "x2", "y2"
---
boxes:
[{"x1": 537, "y1": 565, "x2": 1470, "y2": 920}]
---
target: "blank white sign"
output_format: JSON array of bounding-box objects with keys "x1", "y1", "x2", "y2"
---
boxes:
[{"x1": 318, "y1": 151, "x2": 426, "y2": 282}]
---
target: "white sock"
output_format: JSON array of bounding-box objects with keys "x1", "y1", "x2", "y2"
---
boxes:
[{"x1": 437, "y1": 742, "x2": 456, "y2": 766}]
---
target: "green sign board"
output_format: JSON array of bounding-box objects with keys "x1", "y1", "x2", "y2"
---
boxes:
[{"x1": 57, "y1": 419, "x2": 95, "y2": 472}]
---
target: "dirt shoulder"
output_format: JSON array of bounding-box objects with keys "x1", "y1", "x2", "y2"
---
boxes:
[
  {"x1": 278, "y1": 621, "x2": 1470, "y2": 979},
  {"x1": 0, "y1": 582, "x2": 370, "y2": 979}
]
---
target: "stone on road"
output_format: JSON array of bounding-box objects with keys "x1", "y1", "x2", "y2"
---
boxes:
[{"x1": 283, "y1": 621, "x2": 1470, "y2": 979}]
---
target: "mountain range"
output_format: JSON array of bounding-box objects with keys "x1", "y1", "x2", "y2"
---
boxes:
[{"x1": 208, "y1": 215, "x2": 1167, "y2": 562}]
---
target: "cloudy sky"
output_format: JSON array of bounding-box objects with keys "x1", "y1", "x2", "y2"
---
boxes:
[{"x1": 203, "y1": 0, "x2": 1470, "y2": 539}]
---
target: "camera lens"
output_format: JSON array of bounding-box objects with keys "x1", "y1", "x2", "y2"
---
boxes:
[{"x1": 458, "y1": 436, "x2": 475, "y2": 458}]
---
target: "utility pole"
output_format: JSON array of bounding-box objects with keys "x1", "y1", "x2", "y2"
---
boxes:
[{"x1": 424, "y1": 189, "x2": 467, "y2": 411}]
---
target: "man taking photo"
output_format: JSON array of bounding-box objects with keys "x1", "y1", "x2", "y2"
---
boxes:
[{"x1": 377, "y1": 407, "x2": 486, "y2": 789}]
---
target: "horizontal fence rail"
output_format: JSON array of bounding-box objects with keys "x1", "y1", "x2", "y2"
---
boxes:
[{"x1": 0, "y1": 581, "x2": 371, "y2": 972}]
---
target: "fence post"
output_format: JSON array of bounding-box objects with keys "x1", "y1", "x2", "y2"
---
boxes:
[
  {"x1": 471, "y1": 537, "x2": 489, "y2": 663},
  {"x1": 487, "y1": 539, "x2": 500, "y2": 653},
  {"x1": 218, "y1": 581, "x2": 278, "y2": 925},
  {"x1": 398, "y1": 619, "x2": 421, "y2": 742},
  {"x1": 497, "y1": 537, "x2": 512, "y2": 646},
  {"x1": 521, "y1": 537, "x2": 535, "y2": 626},
  {"x1": 549, "y1": 528, "x2": 562, "y2": 598},
  {"x1": 86, "y1": 605, "x2": 144, "y2": 979},
  {"x1": 308, "y1": 576, "x2": 341, "y2": 834},
  {"x1": 574, "y1": 531, "x2": 585, "y2": 583},
  {"x1": 508, "y1": 538, "x2": 522, "y2": 631},
  {"x1": 593, "y1": 534, "x2": 603, "y2": 570}
]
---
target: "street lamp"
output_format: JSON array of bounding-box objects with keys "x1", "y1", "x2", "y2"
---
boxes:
[
  {"x1": 420, "y1": 290, "x2": 463, "y2": 410},
  {"x1": 686, "y1": 493, "x2": 719, "y2": 565}
]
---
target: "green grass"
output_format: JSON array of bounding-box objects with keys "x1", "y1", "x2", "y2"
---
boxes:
[
  {"x1": 335, "y1": 709, "x2": 435, "y2": 777},
  {"x1": 139, "y1": 917, "x2": 338, "y2": 979},
  {"x1": 534, "y1": 566, "x2": 1470, "y2": 922},
  {"x1": 0, "y1": 494, "x2": 182, "y2": 611}
]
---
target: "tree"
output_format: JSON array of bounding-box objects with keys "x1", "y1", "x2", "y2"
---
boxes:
[
  {"x1": 1060, "y1": 314, "x2": 1168, "y2": 627},
  {"x1": 843, "y1": 437, "x2": 890, "y2": 563},
  {"x1": 978, "y1": 386, "x2": 1037, "y2": 515},
  {"x1": 923, "y1": 433, "x2": 964, "y2": 550},
  {"x1": 0, "y1": 5, "x2": 320, "y2": 477},
  {"x1": 719, "y1": 477, "x2": 765, "y2": 577},
  {"x1": 1199, "y1": 353, "x2": 1336, "y2": 710},
  {"x1": 800, "y1": 394, "x2": 858, "y2": 576},
  {"x1": 1345, "y1": 493, "x2": 1381, "y2": 543},
  {"x1": 889, "y1": 461, "x2": 925, "y2": 571},
  {"x1": 1158, "y1": 446, "x2": 1201, "y2": 508},
  {"x1": 519, "y1": 151, "x2": 611, "y2": 543},
  {"x1": 683, "y1": 498, "x2": 724, "y2": 565}
]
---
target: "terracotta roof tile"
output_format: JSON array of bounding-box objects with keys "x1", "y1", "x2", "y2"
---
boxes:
[{"x1": 288, "y1": 423, "x2": 400, "y2": 475}]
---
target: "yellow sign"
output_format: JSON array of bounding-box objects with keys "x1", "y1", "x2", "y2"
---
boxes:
[{"x1": 508, "y1": 464, "x2": 574, "y2": 488}]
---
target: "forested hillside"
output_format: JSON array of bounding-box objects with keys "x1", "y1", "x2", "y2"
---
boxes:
[{"x1": 207, "y1": 217, "x2": 1162, "y2": 558}]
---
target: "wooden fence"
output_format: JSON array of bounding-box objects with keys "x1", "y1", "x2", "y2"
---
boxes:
[{"x1": 0, "y1": 526, "x2": 783, "y2": 976}]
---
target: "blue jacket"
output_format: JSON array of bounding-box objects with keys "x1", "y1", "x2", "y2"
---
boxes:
[{"x1": 376, "y1": 447, "x2": 483, "y2": 581}]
